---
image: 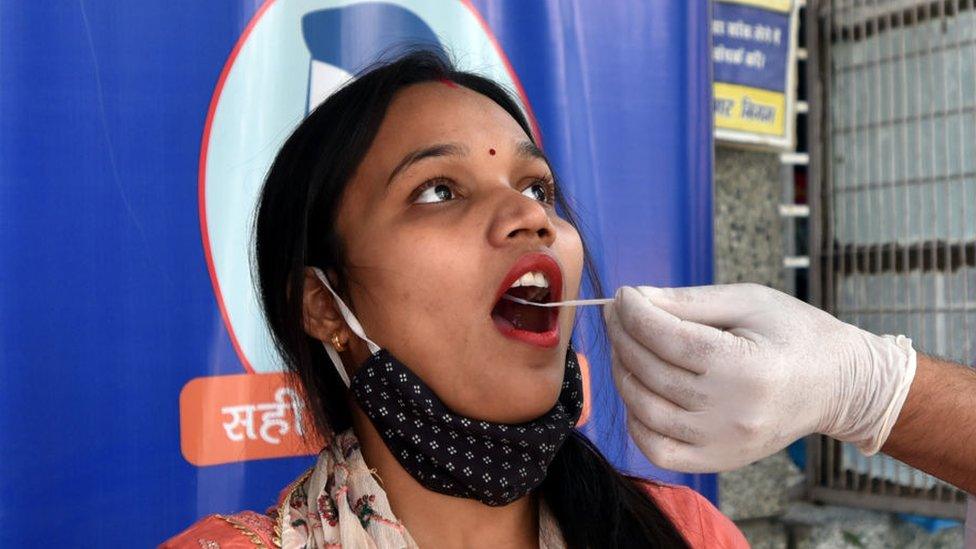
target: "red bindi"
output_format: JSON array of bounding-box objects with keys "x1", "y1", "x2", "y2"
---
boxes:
[{"x1": 489, "y1": 148, "x2": 496, "y2": 156}]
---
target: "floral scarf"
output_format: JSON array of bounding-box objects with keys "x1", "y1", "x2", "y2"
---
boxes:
[{"x1": 276, "y1": 429, "x2": 565, "y2": 548}]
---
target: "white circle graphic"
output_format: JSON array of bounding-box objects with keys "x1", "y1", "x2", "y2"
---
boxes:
[{"x1": 201, "y1": 0, "x2": 536, "y2": 373}]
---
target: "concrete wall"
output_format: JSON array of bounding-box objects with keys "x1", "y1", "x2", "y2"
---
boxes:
[{"x1": 714, "y1": 146, "x2": 786, "y2": 290}]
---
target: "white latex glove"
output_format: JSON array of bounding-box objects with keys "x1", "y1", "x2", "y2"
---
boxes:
[{"x1": 603, "y1": 283, "x2": 917, "y2": 473}]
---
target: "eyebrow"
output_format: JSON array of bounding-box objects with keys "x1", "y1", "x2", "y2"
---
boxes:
[
  {"x1": 385, "y1": 140, "x2": 548, "y2": 187},
  {"x1": 387, "y1": 143, "x2": 468, "y2": 186},
  {"x1": 516, "y1": 140, "x2": 547, "y2": 162}
]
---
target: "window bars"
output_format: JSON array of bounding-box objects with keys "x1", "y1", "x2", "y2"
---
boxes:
[{"x1": 808, "y1": 0, "x2": 975, "y2": 519}]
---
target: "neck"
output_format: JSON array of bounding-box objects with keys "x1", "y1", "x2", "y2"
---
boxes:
[{"x1": 350, "y1": 404, "x2": 540, "y2": 549}]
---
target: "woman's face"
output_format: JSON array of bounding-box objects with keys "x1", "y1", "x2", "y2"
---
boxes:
[{"x1": 333, "y1": 81, "x2": 583, "y2": 423}]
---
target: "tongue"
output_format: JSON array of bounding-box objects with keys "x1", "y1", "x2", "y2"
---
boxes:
[{"x1": 493, "y1": 287, "x2": 551, "y2": 332}]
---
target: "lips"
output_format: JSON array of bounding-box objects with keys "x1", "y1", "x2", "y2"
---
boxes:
[{"x1": 490, "y1": 253, "x2": 563, "y2": 348}]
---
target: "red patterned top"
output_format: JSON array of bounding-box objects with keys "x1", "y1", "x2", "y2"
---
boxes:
[{"x1": 161, "y1": 481, "x2": 746, "y2": 548}]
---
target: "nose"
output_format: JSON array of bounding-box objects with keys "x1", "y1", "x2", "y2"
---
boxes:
[{"x1": 487, "y1": 190, "x2": 556, "y2": 248}]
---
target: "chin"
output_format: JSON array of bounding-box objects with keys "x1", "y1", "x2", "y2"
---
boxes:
[{"x1": 487, "y1": 372, "x2": 565, "y2": 423}]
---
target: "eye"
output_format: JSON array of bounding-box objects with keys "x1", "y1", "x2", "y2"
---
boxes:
[
  {"x1": 521, "y1": 177, "x2": 555, "y2": 204},
  {"x1": 413, "y1": 179, "x2": 457, "y2": 204}
]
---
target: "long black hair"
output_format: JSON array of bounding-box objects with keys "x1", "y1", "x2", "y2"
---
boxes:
[{"x1": 254, "y1": 48, "x2": 690, "y2": 548}]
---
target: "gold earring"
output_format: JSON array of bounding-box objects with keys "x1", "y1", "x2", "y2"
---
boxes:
[{"x1": 330, "y1": 332, "x2": 346, "y2": 352}]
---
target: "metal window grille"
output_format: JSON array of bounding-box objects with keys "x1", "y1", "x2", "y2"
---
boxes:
[{"x1": 807, "y1": 0, "x2": 976, "y2": 519}]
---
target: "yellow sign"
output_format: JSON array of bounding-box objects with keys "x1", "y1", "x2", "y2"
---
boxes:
[
  {"x1": 714, "y1": 82, "x2": 786, "y2": 136},
  {"x1": 718, "y1": 0, "x2": 792, "y2": 13}
]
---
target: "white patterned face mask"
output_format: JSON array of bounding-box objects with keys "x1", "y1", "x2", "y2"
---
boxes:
[{"x1": 311, "y1": 267, "x2": 584, "y2": 506}]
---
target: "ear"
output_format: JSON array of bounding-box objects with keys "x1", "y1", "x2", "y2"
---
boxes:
[{"x1": 302, "y1": 267, "x2": 348, "y2": 346}]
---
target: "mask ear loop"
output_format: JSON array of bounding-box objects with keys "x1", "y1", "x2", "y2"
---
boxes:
[{"x1": 311, "y1": 267, "x2": 381, "y2": 387}]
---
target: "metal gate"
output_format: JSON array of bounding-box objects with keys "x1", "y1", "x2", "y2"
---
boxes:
[{"x1": 807, "y1": 0, "x2": 976, "y2": 519}]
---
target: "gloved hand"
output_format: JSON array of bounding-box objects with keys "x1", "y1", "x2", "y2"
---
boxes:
[{"x1": 603, "y1": 283, "x2": 917, "y2": 473}]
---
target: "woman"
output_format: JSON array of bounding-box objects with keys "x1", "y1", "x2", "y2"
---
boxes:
[{"x1": 165, "y1": 50, "x2": 746, "y2": 548}]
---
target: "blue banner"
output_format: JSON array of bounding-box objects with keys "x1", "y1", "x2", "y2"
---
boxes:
[{"x1": 0, "y1": 1, "x2": 712, "y2": 545}]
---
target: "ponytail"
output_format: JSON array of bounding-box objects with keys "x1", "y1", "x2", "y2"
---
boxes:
[{"x1": 541, "y1": 430, "x2": 691, "y2": 548}]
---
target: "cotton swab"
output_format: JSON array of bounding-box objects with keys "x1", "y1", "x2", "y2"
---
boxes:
[{"x1": 500, "y1": 295, "x2": 613, "y2": 308}]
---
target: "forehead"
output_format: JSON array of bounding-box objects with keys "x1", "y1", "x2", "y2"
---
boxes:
[{"x1": 372, "y1": 82, "x2": 530, "y2": 153}]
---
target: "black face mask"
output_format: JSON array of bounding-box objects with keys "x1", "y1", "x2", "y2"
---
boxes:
[
  {"x1": 351, "y1": 347, "x2": 583, "y2": 506},
  {"x1": 313, "y1": 268, "x2": 583, "y2": 506}
]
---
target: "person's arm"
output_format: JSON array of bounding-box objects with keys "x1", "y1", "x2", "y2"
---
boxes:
[{"x1": 883, "y1": 353, "x2": 976, "y2": 493}]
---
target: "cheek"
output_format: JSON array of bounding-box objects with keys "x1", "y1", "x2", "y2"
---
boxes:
[
  {"x1": 349, "y1": 226, "x2": 478, "y2": 342},
  {"x1": 347, "y1": 226, "x2": 490, "y2": 411}
]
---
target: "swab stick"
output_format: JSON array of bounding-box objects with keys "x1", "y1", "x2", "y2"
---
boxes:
[{"x1": 500, "y1": 295, "x2": 613, "y2": 308}]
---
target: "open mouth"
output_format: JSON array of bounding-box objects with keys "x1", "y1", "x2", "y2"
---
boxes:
[
  {"x1": 492, "y1": 272, "x2": 556, "y2": 331},
  {"x1": 490, "y1": 254, "x2": 562, "y2": 348}
]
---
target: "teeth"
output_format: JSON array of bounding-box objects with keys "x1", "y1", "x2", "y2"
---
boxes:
[{"x1": 509, "y1": 271, "x2": 549, "y2": 289}]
